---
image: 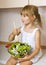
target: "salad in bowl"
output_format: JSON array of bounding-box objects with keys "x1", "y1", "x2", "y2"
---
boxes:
[{"x1": 6, "y1": 42, "x2": 31, "y2": 58}]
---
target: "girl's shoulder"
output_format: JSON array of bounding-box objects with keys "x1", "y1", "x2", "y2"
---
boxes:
[
  {"x1": 34, "y1": 27, "x2": 41, "y2": 36},
  {"x1": 33, "y1": 27, "x2": 41, "y2": 34},
  {"x1": 34, "y1": 27, "x2": 40, "y2": 31}
]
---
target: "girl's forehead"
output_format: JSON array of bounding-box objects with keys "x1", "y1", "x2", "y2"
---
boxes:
[{"x1": 21, "y1": 10, "x2": 28, "y2": 15}]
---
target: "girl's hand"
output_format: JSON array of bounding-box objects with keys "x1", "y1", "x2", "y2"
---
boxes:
[
  {"x1": 12, "y1": 27, "x2": 20, "y2": 35},
  {"x1": 12, "y1": 28, "x2": 18, "y2": 35},
  {"x1": 18, "y1": 55, "x2": 29, "y2": 63}
]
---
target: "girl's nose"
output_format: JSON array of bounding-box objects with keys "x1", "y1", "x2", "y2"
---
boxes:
[{"x1": 21, "y1": 17, "x2": 24, "y2": 21}]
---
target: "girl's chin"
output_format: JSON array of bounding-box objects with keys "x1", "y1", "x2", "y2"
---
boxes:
[
  {"x1": 23, "y1": 22, "x2": 28, "y2": 25},
  {"x1": 23, "y1": 23, "x2": 28, "y2": 25}
]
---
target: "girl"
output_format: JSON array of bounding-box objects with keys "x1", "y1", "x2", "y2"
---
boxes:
[{"x1": 6, "y1": 5, "x2": 43, "y2": 65}]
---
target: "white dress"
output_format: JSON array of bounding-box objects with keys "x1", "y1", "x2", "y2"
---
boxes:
[{"x1": 20, "y1": 26, "x2": 43, "y2": 64}]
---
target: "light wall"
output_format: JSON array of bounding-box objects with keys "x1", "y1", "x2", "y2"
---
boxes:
[
  {"x1": 0, "y1": 8, "x2": 22, "y2": 42},
  {"x1": 39, "y1": 7, "x2": 46, "y2": 46}
]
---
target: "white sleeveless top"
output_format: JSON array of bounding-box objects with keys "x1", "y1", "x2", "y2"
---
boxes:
[
  {"x1": 21, "y1": 26, "x2": 43, "y2": 63},
  {"x1": 21, "y1": 26, "x2": 39, "y2": 50}
]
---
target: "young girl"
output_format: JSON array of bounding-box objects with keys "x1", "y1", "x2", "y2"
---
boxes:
[{"x1": 6, "y1": 5, "x2": 43, "y2": 65}]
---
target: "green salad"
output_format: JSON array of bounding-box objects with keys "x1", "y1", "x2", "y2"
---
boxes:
[{"x1": 8, "y1": 42, "x2": 31, "y2": 58}]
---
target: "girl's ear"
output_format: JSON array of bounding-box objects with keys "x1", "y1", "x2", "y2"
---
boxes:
[
  {"x1": 33, "y1": 15, "x2": 36, "y2": 19},
  {"x1": 32, "y1": 15, "x2": 36, "y2": 21}
]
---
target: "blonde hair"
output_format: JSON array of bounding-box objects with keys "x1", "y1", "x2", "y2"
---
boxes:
[{"x1": 21, "y1": 5, "x2": 42, "y2": 28}]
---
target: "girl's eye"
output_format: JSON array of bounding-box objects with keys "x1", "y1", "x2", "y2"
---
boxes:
[{"x1": 21, "y1": 15, "x2": 26, "y2": 17}]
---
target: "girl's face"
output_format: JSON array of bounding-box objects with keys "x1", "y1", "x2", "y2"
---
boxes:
[{"x1": 21, "y1": 15, "x2": 31, "y2": 25}]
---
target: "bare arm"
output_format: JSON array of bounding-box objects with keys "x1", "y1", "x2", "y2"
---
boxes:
[
  {"x1": 27, "y1": 29, "x2": 41, "y2": 60},
  {"x1": 18, "y1": 29, "x2": 41, "y2": 62},
  {"x1": 8, "y1": 28, "x2": 21, "y2": 41}
]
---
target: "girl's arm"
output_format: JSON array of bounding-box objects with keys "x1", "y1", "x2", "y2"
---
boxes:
[
  {"x1": 8, "y1": 28, "x2": 21, "y2": 41},
  {"x1": 18, "y1": 29, "x2": 41, "y2": 62}
]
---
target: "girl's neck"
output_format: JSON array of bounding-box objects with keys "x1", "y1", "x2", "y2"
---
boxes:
[{"x1": 24, "y1": 23, "x2": 35, "y2": 30}]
